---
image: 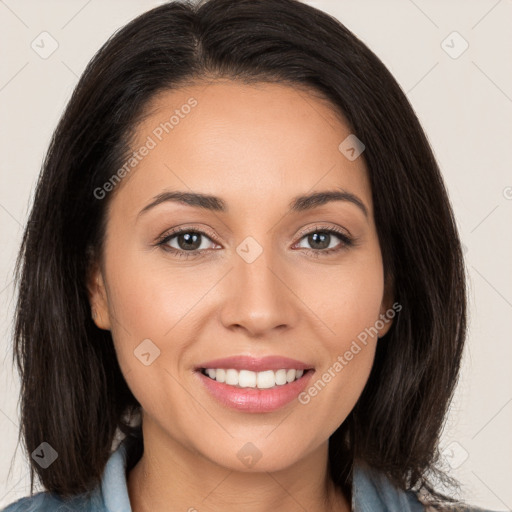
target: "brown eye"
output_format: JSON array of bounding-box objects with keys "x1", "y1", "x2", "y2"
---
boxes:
[
  {"x1": 156, "y1": 227, "x2": 221, "y2": 260},
  {"x1": 305, "y1": 232, "x2": 332, "y2": 250},
  {"x1": 161, "y1": 230, "x2": 216, "y2": 252},
  {"x1": 296, "y1": 228, "x2": 353, "y2": 254},
  {"x1": 173, "y1": 232, "x2": 203, "y2": 251}
]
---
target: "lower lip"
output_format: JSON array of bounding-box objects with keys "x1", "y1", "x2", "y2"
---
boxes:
[{"x1": 195, "y1": 370, "x2": 315, "y2": 413}]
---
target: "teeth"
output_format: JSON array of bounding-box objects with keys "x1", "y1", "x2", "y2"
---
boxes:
[
  {"x1": 275, "y1": 369, "x2": 287, "y2": 385},
  {"x1": 240, "y1": 370, "x2": 257, "y2": 388},
  {"x1": 202, "y1": 368, "x2": 305, "y2": 388},
  {"x1": 225, "y1": 369, "x2": 239, "y2": 386}
]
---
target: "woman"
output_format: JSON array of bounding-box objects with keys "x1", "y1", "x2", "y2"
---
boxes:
[{"x1": 2, "y1": 0, "x2": 497, "y2": 510}]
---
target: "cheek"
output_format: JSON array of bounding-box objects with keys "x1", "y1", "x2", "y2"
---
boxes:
[
  {"x1": 298, "y1": 324, "x2": 378, "y2": 435},
  {"x1": 101, "y1": 248, "x2": 194, "y2": 419},
  {"x1": 104, "y1": 246, "x2": 214, "y2": 344},
  {"x1": 102, "y1": 244, "x2": 227, "y2": 416},
  {"x1": 294, "y1": 249, "x2": 384, "y2": 421},
  {"x1": 295, "y1": 247, "x2": 385, "y2": 341}
]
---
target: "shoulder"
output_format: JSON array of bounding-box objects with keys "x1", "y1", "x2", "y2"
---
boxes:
[
  {"x1": 352, "y1": 462, "x2": 498, "y2": 512},
  {"x1": 352, "y1": 462, "x2": 425, "y2": 511},
  {"x1": 1, "y1": 488, "x2": 105, "y2": 512},
  {"x1": 1, "y1": 437, "x2": 134, "y2": 512}
]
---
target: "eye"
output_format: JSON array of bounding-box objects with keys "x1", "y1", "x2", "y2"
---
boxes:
[
  {"x1": 156, "y1": 228, "x2": 219, "y2": 258},
  {"x1": 294, "y1": 226, "x2": 354, "y2": 257}
]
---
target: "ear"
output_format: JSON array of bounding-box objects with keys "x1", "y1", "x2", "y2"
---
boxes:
[
  {"x1": 377, "y1": 275, "x2": 396, "y2": 339},
  {"x1": 86, "y1": 257, "x2": 111, "y2": 331}
]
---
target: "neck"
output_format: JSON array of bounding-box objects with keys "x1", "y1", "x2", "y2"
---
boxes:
[{"x1": 127, "y1": 418, "x2": 351, "y2": 512}]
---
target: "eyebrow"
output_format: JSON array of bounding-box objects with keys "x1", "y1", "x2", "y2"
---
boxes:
[{"x1": 137, "y1": 188, "x2": 368, "y2": 218}]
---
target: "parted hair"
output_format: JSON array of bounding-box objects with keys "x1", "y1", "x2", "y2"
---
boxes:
[{"x1": 12, "y1": 0, "x2": 466, "y2": 507}]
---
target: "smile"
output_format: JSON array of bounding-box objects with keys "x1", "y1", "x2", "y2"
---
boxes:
[{"x1": 201, "y1": 368, "x2": 306, "y2": 389}]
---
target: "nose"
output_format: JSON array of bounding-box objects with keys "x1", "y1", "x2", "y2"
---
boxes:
[{"x1": 218, "y1": 243, "x2": 300, "y2": 338}]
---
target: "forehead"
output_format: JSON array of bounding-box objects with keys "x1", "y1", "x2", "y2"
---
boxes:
[{"x1": 112, "y1": 80, "x2": 372, "y2": 218}]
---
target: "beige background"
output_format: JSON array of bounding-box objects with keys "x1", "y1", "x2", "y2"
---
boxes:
[{"x1": 1, "y1": 0, "x2": 511, "y2": 509}]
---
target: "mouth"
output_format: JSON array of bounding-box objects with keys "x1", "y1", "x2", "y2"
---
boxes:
[{"x1": 193, "y1": 355, "x2": 315, "y2": 413}]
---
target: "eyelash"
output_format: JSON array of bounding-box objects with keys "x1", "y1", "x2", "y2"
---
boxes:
[{"x1": 155, "y1": 225, "x2": 355, "y2": 260}]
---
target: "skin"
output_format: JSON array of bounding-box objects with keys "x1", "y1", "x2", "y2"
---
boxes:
[{"x1": 88, "y1": 80, "x2": 394, "y2": 512}]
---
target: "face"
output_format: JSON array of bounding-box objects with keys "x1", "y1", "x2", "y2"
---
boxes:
[{"x1": 89, "y1": 80, "x2": 393, "y2": 473}]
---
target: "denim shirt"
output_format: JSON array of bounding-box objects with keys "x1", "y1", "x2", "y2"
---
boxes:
[{"x1": 1, "y1": 439, "x2": 496, "y2": 512}]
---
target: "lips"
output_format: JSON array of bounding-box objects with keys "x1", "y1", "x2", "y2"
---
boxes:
[
  {"x1": 193, "y1": 355, "x2": 315, "y2": 413},
  {"x1": 198, "y1": 370, "x2": 314, "y2": 412},
  {"x1": 195, "y1": 355, "x2": 314, "y2": 372}
]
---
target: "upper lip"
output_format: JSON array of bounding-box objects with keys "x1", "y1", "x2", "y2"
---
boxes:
[{"x1": 196, "y1": 355, "x2": 314, "y2": 372}]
